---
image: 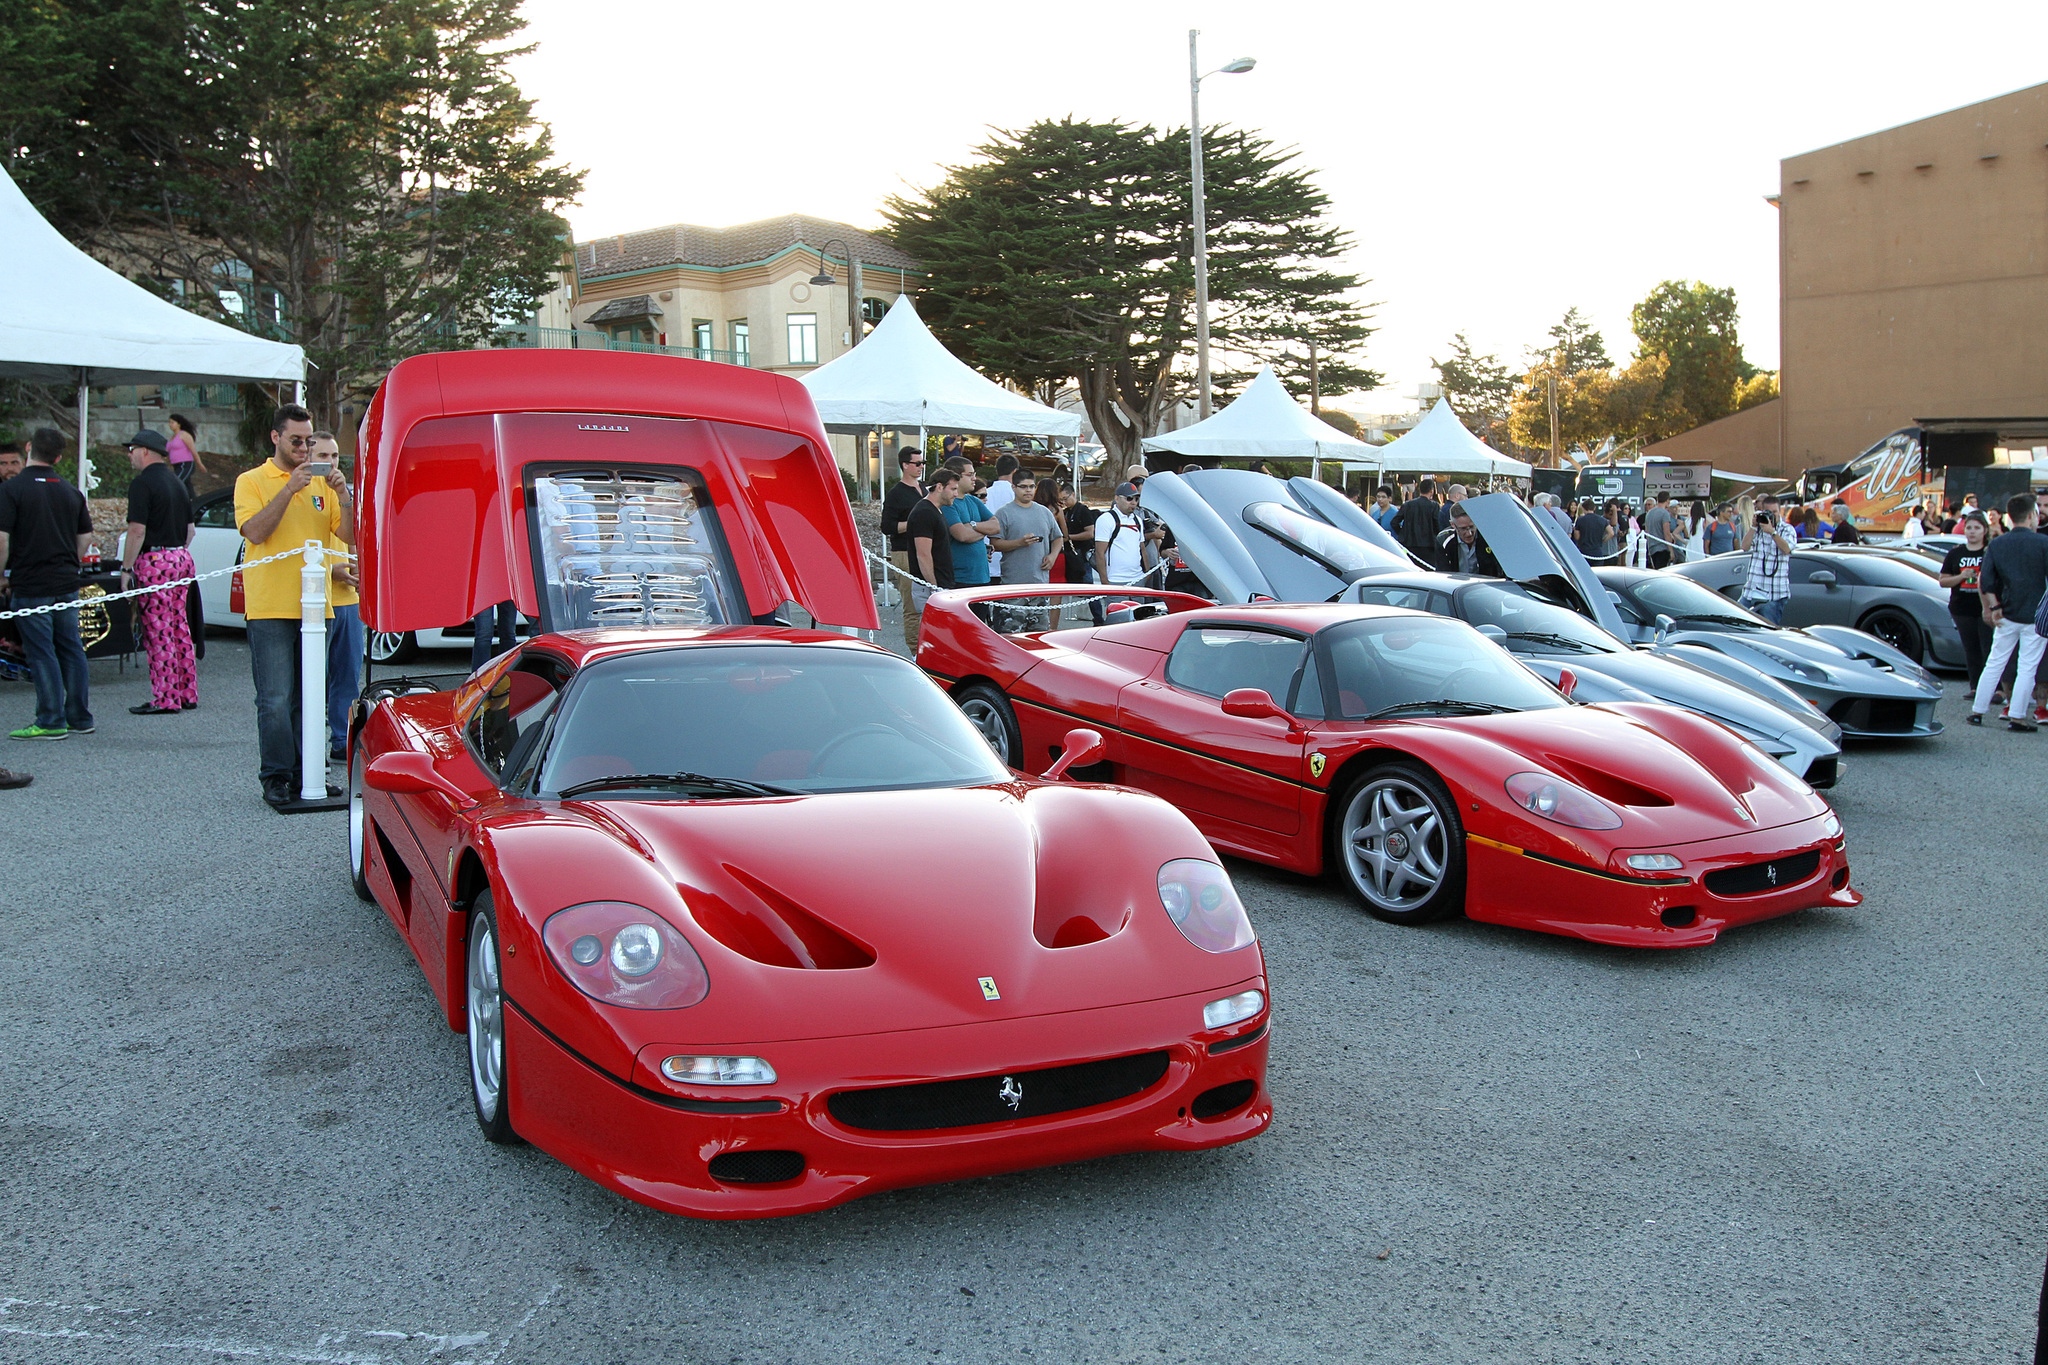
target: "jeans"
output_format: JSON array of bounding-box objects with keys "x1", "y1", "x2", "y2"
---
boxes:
[
  {"x1": 326, "y1": 604, "x2": 364, "y2": 746},
  {"x1": 247, "y1": 617, "x2": 305, "y2": 788},
  {"x1": 470, "y1": 601, "x2": 518, "y2": 673},
  {"x1": 12, "y1": 594, "x2": 92, "y2": 730},
  {"x1": 1951, "y1": 610, "x2": 1995, "y2": 688},
  {"x1": 1751, "y1": 597, "x2": 1786, "y2": 626},
  {"x1": 1972, "y1": 619, "x2": 2046, "y2": 720}
]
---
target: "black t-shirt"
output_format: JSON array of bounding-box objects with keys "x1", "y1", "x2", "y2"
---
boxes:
[
  {"x1": 880, "y1": 479, "x2": 923, "y2": 553},
  {"x1": 0, "y1": 466, "x2": 92, "y2": 597},
  {"x1": 1941, "y1": 542, "x2": 1986, "y2": 616},
  {"x1": 1572, "y1": 512, "x2": 1611, "y2": 554},
  {"x1": 1830, "y1": 522, "x2": 1861, "y2": 545},
  {"x1": 126, "y1": 461, "x2": 193, "y2": 555},
  {"x1": 1062, "y1": 501, "x2": 1096, "y2": 577},
  {"x1": 905, "y1": 498, "x2": 956, "y2": 589},
  {"x1": 1981, "y1": 529, "x2": 2048, "y2": 624}
]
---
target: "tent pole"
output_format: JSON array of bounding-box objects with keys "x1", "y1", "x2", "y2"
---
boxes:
[{"x1": 75, "y1": 375, "x2": 91, "y2": 496}]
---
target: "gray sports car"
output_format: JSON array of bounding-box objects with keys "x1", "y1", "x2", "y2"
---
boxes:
[
  {"x1": 1595, "y1": 566, "x2": 1943, "y2": 738},
  {"x1": 1141, "y1": 472, "x2": 1845, "y2": 787},
  {"x1": 1670, "y1": 548, "x2": 1965, "y2": 670}
]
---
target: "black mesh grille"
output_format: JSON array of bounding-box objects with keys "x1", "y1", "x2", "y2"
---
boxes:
[
  {"x1": 1191, "y1": 1079, "x2": 1257, "y2": 1120},
  {"x1": 1704, "y1": 850, "x2": 1821, "y2": 898},
  {"x1": 706, "y1": 1150, "x2": 805, "y2": 1185},
  {"x1": 1828, "y1": 697, "x2": 1919, "y2": 733},
  {"x1": 827, "y1": 1051, "x2": 1170, "y2": 1132}
]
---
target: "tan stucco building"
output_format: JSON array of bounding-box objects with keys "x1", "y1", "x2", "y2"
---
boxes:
[{"x1": 1776, "y1": 82, "x2": 2048, "y2": 473}]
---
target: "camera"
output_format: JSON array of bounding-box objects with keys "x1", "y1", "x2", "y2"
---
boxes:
[
  {"x1": 1755, "y1": 512, "x2": 1773, "y2": 527},
  {"x1": 305, "y1": 460, "x2": 333, "y2": 478}
]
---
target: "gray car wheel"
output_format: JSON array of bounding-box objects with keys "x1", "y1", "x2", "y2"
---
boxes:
[
  {"x1": 955, "y1": 682, "x2": 1021, "y2": 768},
  {"x1": 1858, "y1": 608, "x2": 1924, "y2": 663},
  {"x1": 369, "y1": 630, "x2": 418, "y2": 665},
  {"x1": 467, "y1": 894, "x2": 519, "y2": 1145},
  {"x1": 1333, "y1": 763, "x2": 1466, "y2": 925},
  {"x1": 348, "y1": 747, "x2": 373, "y2": 903}
]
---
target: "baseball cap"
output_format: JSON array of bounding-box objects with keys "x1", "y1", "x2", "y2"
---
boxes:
[
  {"x1": 1115, "y1": 482, "x2": 1141, "y2": 498},
  {"x1": 124, "y1": 429, "x2": 169, "y2": 455}
]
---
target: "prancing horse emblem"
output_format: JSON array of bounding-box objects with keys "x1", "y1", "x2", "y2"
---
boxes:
[
  {"x1": 1308, "y1": 753, "x2": 1326, "y2": 779},
  {"x1": 998, "y1": 1076, "x2": 1023, "y2": 1112},
  {"x1": 1766, "y1": 862, "x2": 1778, "y2": 885},
  {"x1": 978, "y1": 976, "x2": 1001, "y2": 1001}
]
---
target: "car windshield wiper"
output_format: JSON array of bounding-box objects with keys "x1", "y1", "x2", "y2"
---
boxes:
[
  {"x1": 1504, "y1": 630, "x2": 1602, "y2": 653},
  {"x1": 558, "y1": 771, "x2": 797, "y2": 799},
  {"x1": 1360, "y1": 699, "x2": 1516, "y2": 721},
  {"x1": 1675, "y1": 612, "x2": 1762, "y2": 628}
]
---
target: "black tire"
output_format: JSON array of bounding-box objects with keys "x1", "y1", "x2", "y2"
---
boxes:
[
  {"x1": 466, "y1": 894, "x2": 520, "y2": 1145},
  {"x1": 1330, "y1": 761, "x2": 1466, "y2": 925},
  {"x1": 955, "y1": 682, "x2": 1022, "y2": 769},
  {"x1": 1858, "y1": 608, "x2": 1925, "y2": 663},
  {"x1": 368, "y1": 630, "x2": 418, "y2": 665},
  {"x1": 347, "y1": 747, "x2": 373, "y2": 903}
]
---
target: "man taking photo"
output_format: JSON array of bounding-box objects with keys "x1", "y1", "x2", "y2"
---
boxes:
[
  {"x1": 1739, "y1": 497, "x2": 1794, "y2": 625},
  {"x1": 235, "y1": 404, "x2": 353, "y2": 807}
]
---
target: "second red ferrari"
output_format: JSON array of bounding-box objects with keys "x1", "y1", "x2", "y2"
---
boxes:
[{"x1": 917, "y1": 587, "x2": 1859, "y2": 948}]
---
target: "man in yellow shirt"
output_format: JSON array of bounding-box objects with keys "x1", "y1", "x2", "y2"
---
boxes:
[
  {"x1": 312, "y1": 431, "x2": 364, "y2": 763},
  {"x1": 235, "y1": 404, "x2": 354, "y2": 807}
]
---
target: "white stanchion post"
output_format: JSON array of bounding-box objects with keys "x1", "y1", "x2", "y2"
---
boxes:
[{"x1": 298, "y1": 538, "x2": 326, "y2": 802}]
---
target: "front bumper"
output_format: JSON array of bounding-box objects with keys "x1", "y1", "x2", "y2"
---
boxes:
[
  {"x1": 504, "y1": 985, "x2": 1271, "y2": 1219},
  {"x1": 1822, "y1": 691, "x2": 1943, "y2": 739},
  {"x1": 1464, "y1": 811, "x2": 1858, "y2": 948}
]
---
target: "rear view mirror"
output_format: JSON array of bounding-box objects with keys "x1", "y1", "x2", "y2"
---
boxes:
[
  {"x1": 1475, "y1": 624, "x2": 1508, "y2": 644},
  {"x1": 1655, "y1": 613, "x2": 1676, "y2": 643},
  {"x1": 365, "y1": 752, "x2": 476, "y2": 808},
  {"x1": 1043, "y1": 728, "x2": 1106, "y2": 781},
  {"x1": 1221, "y1": 688, "x2": 1286, "y2": 721}
]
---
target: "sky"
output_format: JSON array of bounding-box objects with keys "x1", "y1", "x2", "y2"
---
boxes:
[{"x1": 510, "y1": 0, "x2": 2048, "y2": 412}]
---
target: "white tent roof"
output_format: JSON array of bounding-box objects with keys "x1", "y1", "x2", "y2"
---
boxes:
[
  {"x1": 1368, "y1": 398, "x2": 1532, "y2": 478},
  {"x1": 799, "y1": 294, "x2": 1080, "y2": 438},
  {"x1": 0, "y1": 165, "x2": 304, "y2": 386},
  {"x1": 1142, "y1": 365, "x2": 1369, "y2": 460}
]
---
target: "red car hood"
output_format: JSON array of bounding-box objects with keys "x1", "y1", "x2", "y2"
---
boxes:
[{"x1": 564, "y1": 781, "x2": 1260, "y2": 1045}]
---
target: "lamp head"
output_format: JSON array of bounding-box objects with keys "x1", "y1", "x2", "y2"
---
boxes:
[
  {"x1": 809, "y1": 270, "x2": 836, "y2": 287},
  {"x1": 1221, "y1": 56, "x2": 1256, "y2": 73}
]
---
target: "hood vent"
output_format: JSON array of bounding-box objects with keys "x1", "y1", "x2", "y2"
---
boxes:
[{"x1": 690, "y1": 865, "x2": 876, "y2": 970}]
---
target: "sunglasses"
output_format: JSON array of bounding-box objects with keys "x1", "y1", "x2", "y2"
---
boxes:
[{"x1": 281, "y1": 434, "x2": 316, "y2": 448}]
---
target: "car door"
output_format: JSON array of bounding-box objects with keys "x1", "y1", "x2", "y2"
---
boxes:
[
  {"x1": 1785, "y1": 555, "x2": 1860, "y2": 628},
  {"x1": 1116, "y1": 624, "x2": 1311, "y2": 840}
]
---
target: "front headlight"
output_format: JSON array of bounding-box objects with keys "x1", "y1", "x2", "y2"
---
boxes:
[
  {"x1": 661, "y1": 1055, "x2": 775, "y2": 1085},
  {"x1": 1505, "y1": 772, "x2": 1623, "y2": 830},
  {"x1": 1203, "y1": 990, "x2": 1265, "y2": 1030},
  {"x1": 542, "y1": 901, "x2": 710, "y2": 1009},
  {"x1": 1625, "y1": 853, "x2": 1683, "y2": 872},
  {"x1": 1157, "y1": 859, "x2": 1257, "y2": 953}
]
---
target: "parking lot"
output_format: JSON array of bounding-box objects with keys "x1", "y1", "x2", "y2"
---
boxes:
[{"x1": 2, "y1": 640, "x2": 2042, "y2": 1363}]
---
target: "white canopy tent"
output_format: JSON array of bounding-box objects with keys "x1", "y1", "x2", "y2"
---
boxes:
[
  {"x1": 1142, "y1": 364, "x2": 1369, "y2": 479},
  {"x1": 0, "y1": 165, "x2": 305, "y2": 493},
  {"x1": 800, "y1": 292, "x2": 1081, "y2": 446},
  {"x1": 1368, "y1": 398, "x2": 1533, "y2": 480}
]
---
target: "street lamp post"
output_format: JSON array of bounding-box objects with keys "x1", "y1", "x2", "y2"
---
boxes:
[
  {"x1": 1188, "y1": 31, "x2": 1255, "y2": 421},
  {"x1": 811, "y1": 239, "x2": 868, "y2": 499}
]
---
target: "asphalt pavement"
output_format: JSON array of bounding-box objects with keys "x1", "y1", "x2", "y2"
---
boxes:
[{"x1": 2, "y1": 636, "x2": 2043, "y2": 1363}]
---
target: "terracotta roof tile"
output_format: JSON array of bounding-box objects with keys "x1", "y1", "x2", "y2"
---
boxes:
[{"x1": 576, "y1": 214, "x2": 920, "y2": 278}]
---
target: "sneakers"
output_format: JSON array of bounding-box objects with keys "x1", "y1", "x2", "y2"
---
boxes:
[
  {"x1": 0, "y1": 767, "x2": 31, "y2": 789},
  {"x1": 129, "y1": 703, "x2": 181, "y2": 715},
  {"x1": 8, "y1": 725, "x2": 66, "y2": 740},
  {"x1": 1965, "y1": 712, "x2": 1984, "y2": 727},
  {"x1": 69, "y1": 723, "x2": 94, "y2": 735},
  {"x1": 2035, "y1": 704, "x2": 2048, "y2": 724}
]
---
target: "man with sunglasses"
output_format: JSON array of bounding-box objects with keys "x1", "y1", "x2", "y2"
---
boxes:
[
  {"x1": 879, "y1": 447, "x2": 925, "y2": 652},
  {"x1": 235, "y1": 404, "x2": 354, "y2": 807}
]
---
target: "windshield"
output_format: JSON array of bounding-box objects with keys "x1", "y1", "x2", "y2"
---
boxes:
[
  {"x1": 1453, "y1": 582, "x2": 1622, "y2": 653},
  {"x1": 539, "y1": 645, "x2": 1012, "y2": 796},
  {"x1": 1320, "y1": 617, "x2": 1566, "y2": 720},
  {"x1": 1243, "y1": 501, "x2": 1404, "y2": 576},
  {"x1": 1631, "y1": 574, "x2": 1769, "y2": 626}
]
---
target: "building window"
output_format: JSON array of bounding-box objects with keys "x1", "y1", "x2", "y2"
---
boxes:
[
  {"x1": 861, "y1": 297, "x2": 888, "y2": 325},
  {"x1": 786, "y1": 313, "x2": 818, "y2": 365},
  {"x1": 730, "y1": 320, "x2": 749, "y2": 362},
  {"x1": 692, "y1": 320, "x2": 712, "y2": 355}
]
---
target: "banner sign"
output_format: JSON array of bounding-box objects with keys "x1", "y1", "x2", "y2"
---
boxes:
[
  {"x1": 1576, "y1": 467, "x2": 1645, "y2": 502},
  {"x1": 1645, "y1": 462, "x2": 1713, "y2": 499}
]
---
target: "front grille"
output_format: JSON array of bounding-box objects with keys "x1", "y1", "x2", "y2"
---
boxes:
[
  {"x1": 827, "y1": 1051, "x2": 1170, "y2": 1132},
  {"x1": 1804, "y1": 755, "x2": 1839, "y2": 789},
  {"x1": 1828, "y1": 697, "x2": 1919, "y2": 733},
  {"x1": 707, "y1": 1149, "x2": 804, "y2": 1185},
  {"x1": 1704, "y1": 850, "x2": 1821, "y2": 898}
]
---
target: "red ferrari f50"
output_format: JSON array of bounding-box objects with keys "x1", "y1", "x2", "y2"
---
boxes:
[
  {"x1": 346, "y1": 352, "x2": 1268, "y2": 1218},
  {"x1": 915, "y1": 586, "x2": 1860, "y2": 949}
]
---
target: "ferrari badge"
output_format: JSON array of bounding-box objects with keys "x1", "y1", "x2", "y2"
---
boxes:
[
  {"x1": 1308, "y1": 753, "x2": 1326, "y2": 780},
  {"x1": 978, "y1": 976, "x2": 1001, "y2": 1001},
  {"x1": 998, "y1": 1076, "x2": 1023, "y2": 1111}
]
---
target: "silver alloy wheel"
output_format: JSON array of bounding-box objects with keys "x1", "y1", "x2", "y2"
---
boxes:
[
  {"x1": 347, "y1": 749, "x2": 365, "y2": 882},
  {"x1": 1341, "y1": 775, "x2": 1449, "y2": 912},
  {"x1": 960, "y1": 697, "x2": 1013, "y2": 765},
  {"x1": 368, "y1": 630, "x2": 413, "y2": 664},
  {"x1": 467, "y1": 921, "x2": 505, "y2": 1121}
]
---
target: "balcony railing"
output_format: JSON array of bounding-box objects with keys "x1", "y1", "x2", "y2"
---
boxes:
[{"x1": 488, "y1": 323, "x2": 758, "y2": 368}]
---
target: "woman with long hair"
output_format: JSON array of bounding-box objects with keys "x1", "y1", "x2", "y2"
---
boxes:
[{"x1": 164, "y1": 413, "x2": 208, "y2": 492}]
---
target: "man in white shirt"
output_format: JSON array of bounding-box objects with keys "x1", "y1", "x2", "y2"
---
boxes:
[
  {"x1": 1901, "y1": 503, "x2": 1927, "y2": 544},
  {"x1": 982, "y1": 455, "x2": 1019, "y2": 575},
  {"x1": 1094, "y1": 482, "x2": 1149, "y2": 587}
]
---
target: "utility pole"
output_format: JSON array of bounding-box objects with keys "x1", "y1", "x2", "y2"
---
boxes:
[{"x1": 1308, "y1": 341, "x2": 1321, "y2": 415}]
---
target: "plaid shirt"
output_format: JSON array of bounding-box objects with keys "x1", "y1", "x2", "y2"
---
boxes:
[{"x1": 1744, "y1": 527, "x2": 1791, "y2": 602}]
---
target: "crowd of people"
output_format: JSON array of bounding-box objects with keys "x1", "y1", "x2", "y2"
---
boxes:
[{"x1": 0, "y1": 408, "x2": 360, "y2": 799}]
